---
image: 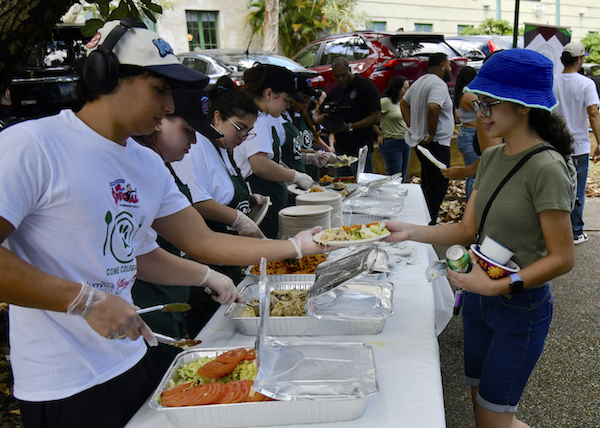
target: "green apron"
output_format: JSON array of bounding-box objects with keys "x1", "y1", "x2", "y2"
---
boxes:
[
  {"x1": 132, "y1": 163, "x2": 192, "y2": 372},
  {"x1": 247, "y1": 126, "x2": 288, "y2": 238},
  {"x1": 203, "y1": 139, "x2": 252, "y2": 285},
  {"x1": 293, "y1": 113, "x2": 320, "y2": 181},
  {"x1": 281, "y1": 113, "x2": 306, "y2": 206}
]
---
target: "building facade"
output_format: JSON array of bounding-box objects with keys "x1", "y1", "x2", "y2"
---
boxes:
[{"x1": 155, "y1": 0, "x2": 599, "y2": 55}]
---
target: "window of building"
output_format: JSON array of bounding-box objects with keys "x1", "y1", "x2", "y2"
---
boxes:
[
  {"x1": 457, "y1": 25, "x2": 470, "y2": 35},
  {"x1": 367, "y1": 21, "x2": 387, "y2": 31},
  {"x1": 415, "y1": 23, "x2": 432, "y2": 32},
  {"x1": 186, "y1": 11, "x2": 219, "y2": 50}
]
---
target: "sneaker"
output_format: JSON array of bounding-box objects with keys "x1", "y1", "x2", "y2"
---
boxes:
[{"x1": 574, "y1": 233, "x2": 589, "y2": 244}]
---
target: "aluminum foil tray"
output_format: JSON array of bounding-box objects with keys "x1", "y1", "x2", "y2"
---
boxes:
[
  {"x1": 148, "y1": 347, "x2": 370, "y2": 428},
  {"x1": 224, "y1": 275, "x2": 385, "y2": 336}
]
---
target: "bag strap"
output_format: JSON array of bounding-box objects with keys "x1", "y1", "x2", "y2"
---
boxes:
[{"x1": 473, "y1": 146, "x2": 560, "y2": 244}]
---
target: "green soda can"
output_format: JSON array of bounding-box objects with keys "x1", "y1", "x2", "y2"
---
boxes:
[{"x1": 446, "y1": 245, "x2": 472, "y2": 273}]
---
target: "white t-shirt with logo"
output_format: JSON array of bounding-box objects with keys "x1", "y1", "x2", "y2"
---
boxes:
[
  {"x1": 553, "y1": 72, "x2": 600, "y2": 156},
  {"x1": 0, "y1": 110, "x2": 190, "y2": 401},
  {"x1": 233, "y1": 112, "x2": 286, "y2": 178},
  {"x1": 172, "y1": 132, "x2": 243, "y2": 206}
]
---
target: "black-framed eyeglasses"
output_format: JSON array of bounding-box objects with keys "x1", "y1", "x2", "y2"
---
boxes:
[
  {"x1": 472, "y1": 99, "x2": 503, "y2": 117},
  {"x1": 226, "y1": 116, "x2": 256, "y2": 140}
]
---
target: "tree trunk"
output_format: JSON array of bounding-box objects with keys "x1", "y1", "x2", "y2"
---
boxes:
[
  {"x1": 262, "y1": 0, "x2": 279, "y2": 52},
  {"x1": 0, "y1": 0, "x2": 76, "y2": 93}
]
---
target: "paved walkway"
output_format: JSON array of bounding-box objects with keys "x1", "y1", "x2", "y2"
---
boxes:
[{"x1": 438, "y1": 199, "x2": 600, "y2": 427}]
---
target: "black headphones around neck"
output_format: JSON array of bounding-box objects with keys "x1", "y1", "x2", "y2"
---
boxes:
[{"x1": 83, "y1": 17, "x2": 146, "y2": 94}]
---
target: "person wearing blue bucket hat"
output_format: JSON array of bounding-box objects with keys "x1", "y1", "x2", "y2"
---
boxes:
[{"x1": 384, "y1": 48, "x2": 577, "y2": 428}]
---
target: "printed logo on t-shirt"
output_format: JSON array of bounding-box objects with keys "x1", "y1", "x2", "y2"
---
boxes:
[
  {"x1": 111, "y1": 179, "x2": 139, "y2": 207},
  {"x1": 103, "y1": 211, "x2": 139, "y2": 264},
  {"x1": 236, "y1": 199, "x2": 251, "y2": 215},
  {"x1": 349, "y1": 90, "x2": 357, "y2": 100}
]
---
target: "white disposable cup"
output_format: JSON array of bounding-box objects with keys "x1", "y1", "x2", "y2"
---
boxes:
[{"x1": 479, "y1": 236, "x2": 514, "y2": 265}]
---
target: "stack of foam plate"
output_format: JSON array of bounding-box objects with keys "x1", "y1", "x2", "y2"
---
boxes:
[
  {"x1": 295, "y1": 192, "x2": 343, "y2": 227},
  {"x1": 278, "y1": 205, "x2": 332, "y2": 238}
]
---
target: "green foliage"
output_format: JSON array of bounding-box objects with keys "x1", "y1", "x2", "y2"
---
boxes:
[
  {"x1": 81, "y1": 0, "x2": 164, "y2": 37},
  {"x1": 581, "y1": 32, "x2": 600, "y2": 64},
  {"x1": 247, "y1": 0, "x2": 329, "y2": 57},
  {"x1": 322, "y1": 0, "x2": 371, "y2": 34},
  {"x1": 460, "y1": 18, "x2": 523, "y2": 36}
]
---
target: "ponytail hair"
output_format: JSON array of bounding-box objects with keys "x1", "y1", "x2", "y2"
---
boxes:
[
  {"x1": 529, "y1": 110, "x2": 573, "y2": 157},
  {"x1": 208, "y1": 76, "x2": 259, "y2": 121}
]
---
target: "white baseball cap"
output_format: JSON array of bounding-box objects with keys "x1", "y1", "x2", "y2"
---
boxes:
[
  {"x1": 562, "y1": 42, "x2": 589, "y2": 58},
  {"x1": 85, "y1": 20, "x2": 208, "y2": 88}
]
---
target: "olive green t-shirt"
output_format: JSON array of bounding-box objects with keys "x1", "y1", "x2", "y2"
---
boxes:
[{"x1": 473, "y1": 142, "x2": 574, "y2": 279}]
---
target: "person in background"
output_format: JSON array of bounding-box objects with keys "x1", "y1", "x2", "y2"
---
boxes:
[
  {"x1": 319, "y1": 57, "x2": 381, "y2": 175},
  {"x1": 132, "y1": 85, "x2": 226, "y2": 375},
  {"x1": 309, "y1": 89, "x2": 335, "y2": 153},
  {"x1": 401, "y1": 53, "x2": 455, "y2": 225},
  {"x1": 386, "y1": 49, "x2": 576, "y2": 428},
  {"x1": 171, "y1": 76, "x2": 263, "y2": 335},
  {"x1": 379, "y1": 75, "x2": 410, "y2": 180},
  {"x1": 280, "y1": 75, "x2": 337, "y2": 190},
  {"x1": 0, "y1": 19, "x2": 325, "y2": 428},
  {"x1": 454, "y1": 66, "x2": 479, "y2": 199},
  {"x1": 553, "y1": 41, "x2": 600, "y2": 245},
  {"x1": 233, "y1": 64, "x2": 314, "y2": 238}
]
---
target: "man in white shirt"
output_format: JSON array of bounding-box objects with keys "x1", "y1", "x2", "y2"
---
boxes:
[
  {"x1": 0, "y1": 19, "x2": 323, "y2": 428},
  {"x1": 553, "y1": 42, "x2": 600, "y2": 244},
  {"x1": 401, "y1": 53, "x2": 455, "y2": 225}
]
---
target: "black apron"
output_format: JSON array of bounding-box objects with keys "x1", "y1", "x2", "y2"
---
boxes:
[
  {"x1": 293, "y1": 113, "x2": 320, "y2": 181},
  {"x1": 247, "y1": 127, "x2": 288, "y2": 238}
]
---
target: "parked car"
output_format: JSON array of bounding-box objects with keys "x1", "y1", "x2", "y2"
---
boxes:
[
  {"x1": 445, "y1": 35, "x2": 524, "y2": 58},
  {"x1": 0, "y1": 24, "x2": 88, "y2": 130},
  {"x1": 580, "y1": 63, "x2": 600, "y2": 98},
  {"x1": 176, "y1": 49, "x2": 323, "y2": 90},
  {"x1": 292, "y1": 31, "x2": 467, "y2": 95},
  {"x1": 445, "y1": 39, "x2": 486, "y2": 70}
]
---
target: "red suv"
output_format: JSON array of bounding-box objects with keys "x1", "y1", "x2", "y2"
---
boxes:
[{"x1": 292, "y1": 31, "x2": 467, "y2": 95}]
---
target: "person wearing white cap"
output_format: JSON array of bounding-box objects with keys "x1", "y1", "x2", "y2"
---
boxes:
[
  {"x1": 553, "y1": 41, "x2": 600, "y2": 245},
  {"x1": 0, "y1": 18, "x2": 324, "y2": 427}
]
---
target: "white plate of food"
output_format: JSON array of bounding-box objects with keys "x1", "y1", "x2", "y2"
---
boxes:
[
  {"x1": 287, "y1": 184, "x2": 327, "y2": 195},
  {"x1": 330, "y1": 155, "x2": 358, "y2": 168},
  {"x1": 313, "y1": 223, "x2": 391, "y2": 247}
]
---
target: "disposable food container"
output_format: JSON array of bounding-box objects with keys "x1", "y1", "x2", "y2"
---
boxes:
[
  {"x1": 227, "y1": 246, "x2": 393, "y2": 335},
  {"x1": 148, "y1": 347, "x2": 376, "y2": 428},
  {"x1": 224, "y1": 275, "x2": 389, "y2": 335}
]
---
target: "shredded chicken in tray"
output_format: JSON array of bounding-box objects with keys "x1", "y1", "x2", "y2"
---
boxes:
[{"x1": 318, "y1": 227, "x2": 356, "y2": 243}]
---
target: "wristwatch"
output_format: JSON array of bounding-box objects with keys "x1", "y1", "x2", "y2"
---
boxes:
[
  {"x1": 347, "y1": 122, "x2": 353, "y2": 133},
  {"x1": 508, "y1": 272, "x2": 524, "y2": 295}
]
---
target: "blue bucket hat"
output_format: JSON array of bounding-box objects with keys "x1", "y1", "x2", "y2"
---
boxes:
[{"x1": 465, "y1": 49, "x2": 558, "y2": 112}]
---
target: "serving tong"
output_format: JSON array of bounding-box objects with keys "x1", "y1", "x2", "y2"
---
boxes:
[{"x1": 136, "y1": 302, "x2": 191, "y2": 315}]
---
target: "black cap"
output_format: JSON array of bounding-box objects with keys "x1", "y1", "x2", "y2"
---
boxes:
[
  {"x1": 296, "y1": 74, "x2": 318, "y2": 98},
  {"x1": 171, "y1": 87, "x2": 224, "y2": 139},
  {"x1": 264, "y1": 65, "x2": 306, "y2": 103}
]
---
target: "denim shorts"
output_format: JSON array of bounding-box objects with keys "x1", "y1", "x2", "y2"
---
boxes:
[{"x1": 462, "y1": 284, "x2": 553, "y2": 413}]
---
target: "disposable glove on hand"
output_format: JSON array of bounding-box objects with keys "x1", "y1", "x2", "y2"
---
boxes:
[
  {"x1": 288, "y1": 226, "x2": 327, "y2": 258},
  {"x1": 67, "y1": 281, "x2": 158, "y2": 346},
  {"x1": 293, "y1": 170, "x2": 314, "y2": 190},
  {"x1": 197, "y1": 267, "x2": 242, "y2": 304},
  {"x1": 250, "y1": 193, "x2": 267, "y2": 206},
  {"x1": 314, "y1": 151, "x2": 337, "y2": 167},
  {"x1": 231, "y1": 210, "x2": 265, "y2": 238}
]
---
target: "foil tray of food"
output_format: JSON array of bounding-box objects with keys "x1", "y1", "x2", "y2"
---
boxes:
[
  {"x1": 148, "y1": 347, "x2": 373, "y2": 428},
  {"x1": 224, "y1": 274, "x2": 389, "y2": 336},
  {"x1": 244, "y1": 255, "x2": 328, "y2": 276}
]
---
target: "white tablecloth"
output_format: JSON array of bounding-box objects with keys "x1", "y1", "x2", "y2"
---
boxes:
[{"x1": 126, "y1": 184, "x2": 454, "y2": 428}]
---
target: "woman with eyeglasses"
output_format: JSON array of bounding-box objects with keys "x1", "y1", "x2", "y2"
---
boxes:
[
  {"x1": 233, "y1": 64, "x2": 314, "y2": 238},
  {"x1": 385, "y1": 49, "x2": 576, "y2": 428}
]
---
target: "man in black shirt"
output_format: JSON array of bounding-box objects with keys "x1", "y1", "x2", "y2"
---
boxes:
[{"x1": 321, "y1": 57, "x2": 381, "y2": 175}]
